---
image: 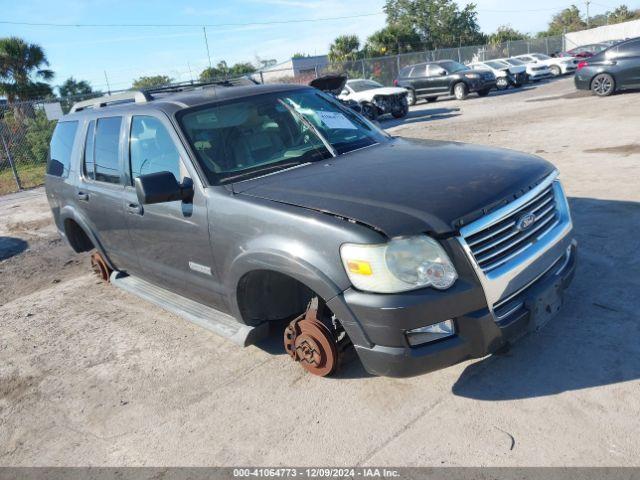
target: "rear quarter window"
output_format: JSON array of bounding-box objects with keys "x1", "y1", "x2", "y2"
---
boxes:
[{"x1": 47, "y1": 121, "x2": 79, "y2": 177}]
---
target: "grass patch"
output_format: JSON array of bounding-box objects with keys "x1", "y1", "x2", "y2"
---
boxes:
[{"x1": 0, "y1": 163, "x2": 46, "y2": 195}]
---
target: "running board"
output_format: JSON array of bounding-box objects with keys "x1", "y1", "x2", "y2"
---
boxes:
[{"x1": 110, "y1": 272, "x2": 268, "y2": 347}]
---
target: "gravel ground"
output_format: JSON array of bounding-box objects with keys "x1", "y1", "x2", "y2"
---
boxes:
[{"x1": 1, "y1": 77, "x2": 639, "y2": 466}]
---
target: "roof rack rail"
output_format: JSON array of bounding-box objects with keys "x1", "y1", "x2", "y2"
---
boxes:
[
  {"x1": 70, "y1": 90, "x2": 152, "y2": 113},
  {"x1": 69, "y1": 76, "x2": 260, "y2": 113}
]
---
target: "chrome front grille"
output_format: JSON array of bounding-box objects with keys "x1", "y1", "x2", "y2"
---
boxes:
[{"x1": 464, "y1": 184, "x2": 559, "y2": 272}]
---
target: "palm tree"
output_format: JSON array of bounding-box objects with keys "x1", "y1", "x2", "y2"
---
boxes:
[
  {"x1": 58, "y1": 77, "x2": 93, "y2": 98},
  {"x1": 328, "y1": 35, "x2": 361, "y2": 62},
  {"x1": 0, "y1": 37, "x2": 54, "y2": 102}
]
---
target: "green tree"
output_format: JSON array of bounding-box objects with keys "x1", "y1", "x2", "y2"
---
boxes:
[
  {"x1": 228, "y1": 62, "x2": 256, "y2": 76},
  {"x1": 488, "y1": 25, "x2": 528, "y2": 46},
  {"x1": 545, "y1": 5, "x2": 587, "y2": 35},
  {"x1": 58, "y1": 77, "x2": 93, "y2": 97},
  {"x1": 0, "y1": 37, "x2": 54, "y2": 101},
  {"x1": 328, "y1": 34, "x2": 361, "y2": 62},
  {"x1": 365, "y1": 24, "x2": 422, "y2": 55},
  {"x1": 607, "y1": 5, "x2": 640, "y2": 24},
  {"x1": 131, "y1": 75, "x2": 173, "y2": 89},
  {"x1": 384, "y1": 0, "x2": 484, "y2": 49},
  {"x1": 292, "y1": 52, "x2": 310, "y2": 58}
]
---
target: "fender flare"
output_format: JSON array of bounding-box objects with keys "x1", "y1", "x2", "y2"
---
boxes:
[{"x1": 59, "y1": 205, "x2": 114, "y2": 269}]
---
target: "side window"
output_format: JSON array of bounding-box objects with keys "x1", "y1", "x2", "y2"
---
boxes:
[
  {"x1": 427, "y1": 64, "x2": 445, "y2": 76},
  {"x1": 47, "y1": 121, "x2": 78, "y2": 177},
  {"x1": 94, "y1": 117, "x2": 122, "y2": 184},
  {"x1": 410, "y1": 65, "x2": 426, "y2": 77},
  {"x1": 617, "y1": 40, "x2": 640, "y2": 57},
  {"x1": 83, "y1": 120, "x2": 96, "y2": 180},
  {"x1": 129, "y1": 116, "x2": 183, "y2": 182}
]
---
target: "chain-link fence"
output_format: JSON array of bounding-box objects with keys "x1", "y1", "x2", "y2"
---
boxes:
[
  {"x1": 0, "y1": 92, "x2": 102, "y2": 196},
  {"x1": 0, "y1": 35, "x2": 565, "y2": 196},
  {"x1": 255, "y1": 35, "x2": 565, "y2": 87}
]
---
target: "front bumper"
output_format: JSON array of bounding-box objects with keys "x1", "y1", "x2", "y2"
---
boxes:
[
  {"x1": 467, "y1": 78, "x2": 496, "y2": 92},
  {"x1": 328, "y1": 173, "x2": 578, "y2": 378}
]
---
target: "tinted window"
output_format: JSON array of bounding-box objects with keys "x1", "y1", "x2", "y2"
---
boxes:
[
  {"x1": 94, "y1": 117, "x2": 122, "y2": 184},
  {"x1": 409, "y1": 65, "x2": 426, "y2": 77},
  {"x1": 617, "y1": 40, "x2": 640, "y2": 56},
  {"x1": 130, "y1": 116, "x2": 182, "y2": 182},
  {"x1": 83, "y1": 120, "x2": 96, "y2": 180},
  {"x1": 399, "y1": 66, "x2": 413, "y2": 77},
  {"x1": 48, "y1": 121, "x2": 78, "y2": 177},
  {"x1": 427, "y1": 64, "x2": 447, "y2": 76},
  {"x1": 439, "y1": 61, "x2": 468, "y2": 73}
]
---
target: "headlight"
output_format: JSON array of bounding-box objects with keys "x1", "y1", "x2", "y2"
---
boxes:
[
  {"x1": 464, "y1": 73, "x2": 480, "y2": 79},
  {"x1": 340, "y1": 236, "x2": 458, "y2": 293}
]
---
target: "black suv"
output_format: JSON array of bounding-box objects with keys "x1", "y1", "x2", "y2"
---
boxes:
[
  {"x1": 45, "y1": 82, "x2": 576, "y2": 378},
  {"x1": 395, "y1": 60, "x2": 496, "y2": 104},
  {"x1": 575, "y1": 37, "x2": 640, "y2": 96}
]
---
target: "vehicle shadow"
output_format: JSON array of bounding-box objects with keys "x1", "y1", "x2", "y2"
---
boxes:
[
  {"x1": 452, "y1": 196, "x2": 640, "y2": 400},
  {"x1": 381, "y1": 107, "x2": 461, "y2": 128},
  {"x1": 0, "y1": 236, "x2": 28, "y2": 261}
]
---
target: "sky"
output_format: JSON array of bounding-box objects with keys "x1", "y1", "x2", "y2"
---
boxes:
[{"x1": 1, "y1": 0, "x2": 639, "y2": 92}]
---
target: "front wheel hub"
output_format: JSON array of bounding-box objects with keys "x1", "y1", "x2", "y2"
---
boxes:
[{"x1": 284, "y1": 300, "x2": 339, "y2": 377}]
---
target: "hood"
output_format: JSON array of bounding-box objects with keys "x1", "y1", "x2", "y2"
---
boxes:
[
  {"x1": 309, "y1": 74, "x2": 347, "y2": 94},
  {"x1": 508, "y1": 65, "x2": 527, "y2": 74},
  {"x1": 233, "y1": 138, "x2": 555, "y2": 237}
]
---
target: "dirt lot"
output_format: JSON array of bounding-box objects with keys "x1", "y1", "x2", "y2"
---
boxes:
[{"x1": 1, "y1": 77, "x2": 639, "y2": 466}]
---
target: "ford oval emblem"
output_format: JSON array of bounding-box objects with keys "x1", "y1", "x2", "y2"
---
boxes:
[{"x1": 516, "y1": 212, "x2": 537, "y2": 231}]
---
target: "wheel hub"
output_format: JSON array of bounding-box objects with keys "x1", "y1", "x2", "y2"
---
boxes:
[
  {"x1": 90, "y1": 251, "x2": 112, "y2": 282},
  {"x1": 283, "y1": 300, "x2": 339, "y2": 377}
]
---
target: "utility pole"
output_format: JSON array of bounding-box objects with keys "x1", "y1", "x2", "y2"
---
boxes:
[
  {"x1": 203, "y1": 26, "x2": 212, "y2": 70},
  {"x1": 586, "y1": 1, "x2": 591, "y2": 28},
  {"x1": 187, "y1": 61, "x2": 194, "y2": 84},
  {"x1": 103, "y1": 70, "x2": 111, "y2": 95}
]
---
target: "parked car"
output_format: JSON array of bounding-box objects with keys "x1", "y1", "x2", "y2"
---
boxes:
[
  {"x1": 338, "y1": 78, "x2": 408, "y2": 120},
  {"x1": 516, "y1": 53, "x2": 579, "y2": 76},
  {"x1": 45, "y1": 82, "x2": 577, "y2": 378},
  {"x1": 308, "y1": 73, "x2": 362, "y2": 115},
  {"x1": 575, "y1": 37, "x2": 640, "y2": 96},
  {"x1": 512, "y1": 55, "x2": 557, "y2": 80},
  {"x1": 501, "y1": 57, "x2": 550, "y2": 82},
  {"x1": 567, "y1": 43, "x2": 609, "y2": 59},
  {"x1": 467, "y1": 60, "x2": 527, "y2": 90},
  {"x1": 395, "y1": 60, "x2": 496, "y2": 104}
]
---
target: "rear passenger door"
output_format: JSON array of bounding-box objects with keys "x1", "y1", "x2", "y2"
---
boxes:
[
  {"x1": 122, "y1": 113, "x2": 222, "y2": 308},
  {"x1": 77, "y1": 116, "x2": 135, "y2": 269},
  {"x1": 408, "y1": 64, "x2": 430, "y2": 96}
]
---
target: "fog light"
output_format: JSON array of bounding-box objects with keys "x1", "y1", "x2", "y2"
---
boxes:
[{"x1": 406, "y1": 320, "x2": 455, "y2": 346}]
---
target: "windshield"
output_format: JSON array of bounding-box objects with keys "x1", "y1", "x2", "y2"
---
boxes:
[
  {"x1": 532, "y1": 54, "x2": 551, "y2": 60},
  {"x1": 347, "y1": 80, "x2": 384, "y2": 92},
  {"x1": 505, "y1": 58, "x2": 525, "y2": 66},
  {"x1": 439, "y1": 60, "x2": 468, "y2": 73},
  {"x1": 486, "y1": 60, "x2": 508, "y2": 69},
  {"x1": 178, "y1": 89, "x2": 389, "y2": 185}
]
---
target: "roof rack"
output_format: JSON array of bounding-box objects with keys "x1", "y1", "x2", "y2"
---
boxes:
[
  {"x1": 69, "y1": 76, "x2": 261, "y2": 113},
  {"x1": 70, "y1": 90, "x2": 152, "y2": 113}
]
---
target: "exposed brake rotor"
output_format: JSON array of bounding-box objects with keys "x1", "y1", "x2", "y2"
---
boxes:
[
  {"x1": 284, "y1": 298, "x2": 339, "y2": 377},
  {"x1": 90, "y1": 251, "x2": 112, "y2": 282}
]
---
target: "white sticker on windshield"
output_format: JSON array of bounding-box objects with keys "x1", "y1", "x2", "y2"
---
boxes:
[{"x1": 317, "y1": 111, "x2": 357, "y2": 130}]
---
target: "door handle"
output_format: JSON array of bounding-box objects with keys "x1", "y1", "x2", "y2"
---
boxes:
[
  {"x1": 127, "y1": 202, "x2": 143, "y2": 215},
  {"x1": 77, "y1": 191, "x2": 89, "y2": 201}
]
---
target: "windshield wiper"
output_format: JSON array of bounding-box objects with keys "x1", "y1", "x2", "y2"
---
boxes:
[
  {"x1": 277, "y1": 99, "x2": 338, "y2": 157},
  {"x1": 220, "y1": 160, "x2": 309, "y2": 184}
]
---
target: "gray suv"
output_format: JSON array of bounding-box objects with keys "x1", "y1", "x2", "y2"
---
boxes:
[{"x1": 45, "y1": 82, "x2": 577, "y2": 377}]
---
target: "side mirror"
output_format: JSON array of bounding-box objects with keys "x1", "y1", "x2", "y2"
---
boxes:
[
  {"x1": 439, "y1": 70, "x2": 447, "y2": 76},
  {"x1": 135, "y1": 171, "x2": 194, "y2": 205}
]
